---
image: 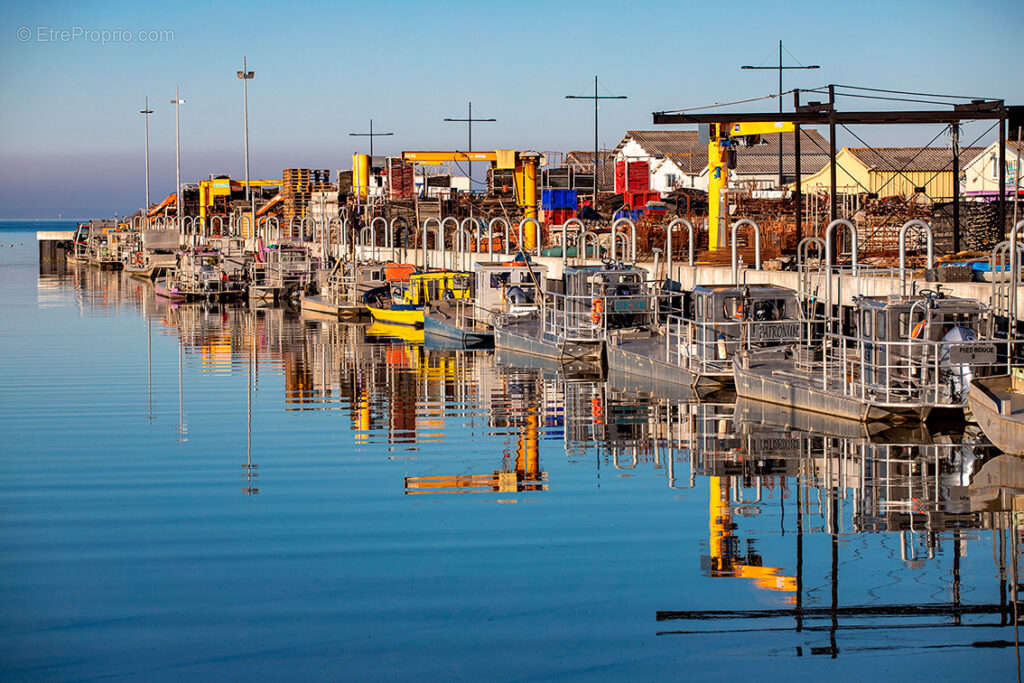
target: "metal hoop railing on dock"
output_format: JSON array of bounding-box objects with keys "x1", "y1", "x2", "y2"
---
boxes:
[
  {"x1": 897, "y1": 219, "x2": 934, "y2": 296},
  {"x1": 730, "y1": 218, "x2": 762, "y2": 283}
]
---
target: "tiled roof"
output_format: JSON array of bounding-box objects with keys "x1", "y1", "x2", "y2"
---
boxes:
[{"x1": 847, "y1": 146, "x2": 985, "y2": 172}]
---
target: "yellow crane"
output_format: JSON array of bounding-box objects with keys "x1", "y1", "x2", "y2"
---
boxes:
[
  {"x1": 398, "y1": 150, "x2": 542, "y2": 246},
  {"x1": 707, "y1": 121, "x2": 795, "y2": 250}
]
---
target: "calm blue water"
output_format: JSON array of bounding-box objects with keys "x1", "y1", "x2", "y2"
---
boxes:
[{"x1": 0, "y1": 220, "x2": 1020, "y2": 681}]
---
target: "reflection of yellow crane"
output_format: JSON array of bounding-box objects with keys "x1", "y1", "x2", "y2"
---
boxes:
[
  {"x1": 707, "y1": 121, "x2": 795, "y2": 250},
  {"x1": 706, "y1": 476, "x2": 796, "y2": 597},
  {"x1": 404, "y1": 412, "x2": 547, "y2": 494}
]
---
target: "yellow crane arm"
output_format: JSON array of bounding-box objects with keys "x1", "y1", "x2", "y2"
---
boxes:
[
  {"x1": 726, "y1": 121, "x2": 796, "y2": 137},
  {"x1": 402, "y1": 151, "x2": 499, "y2": 164}
]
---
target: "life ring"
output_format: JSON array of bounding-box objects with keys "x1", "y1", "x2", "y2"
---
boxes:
[
  {"x1": 912, "y1": 320, "x2": 926, "y2": 339},
  {"x1": 591, "y1": 397, "x2": 603, "y2": 418},
  {"x1": 591, "y1": 298, "x2": 604, "y2": 324}
]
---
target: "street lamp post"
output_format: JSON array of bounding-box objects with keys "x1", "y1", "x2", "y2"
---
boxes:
[
  {"x1": 742, "y1": 40, "x2": 820, "y2": 188},
  {"x1": 139, "y1": 97, "x2": 153, "y2": 213},
  {"x1": 237, "y1": 57, "x2": 255, "y2": 224},
  {"x1": 349, "y1": 119, "x2": 393, "y2": 158},
  {"x1": 170, "y1": 87, "x2": 185, "y2": 218},
  {"x1": 444, "y1": 102, "x2": 496, "y2": 192},
  {"x1": 566, "y1": 76, "x2": 626, "y2": 205}
]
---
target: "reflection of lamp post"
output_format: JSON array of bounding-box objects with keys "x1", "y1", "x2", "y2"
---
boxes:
[
  {"x1": 177, "y1": 335, "x2": 185, "y2": 442},
  {"x1": 244, "y1": 314, "x2": 258, "y2": 495},
  {"x1": 236, "y1": 57, "x2": 255, "y2": 225},
  {"x1": 139, "y1": 97, "x2": 154, "y2": 212},
  {"x1": 741, "y1": 40, "x2": 820, "y2": 188},
  {"x1": 170, "y1": 87, "x2": 185, "y2": 217},
  {"x1": 566, "y1": 76, "x2": 626, "y2": 202}
]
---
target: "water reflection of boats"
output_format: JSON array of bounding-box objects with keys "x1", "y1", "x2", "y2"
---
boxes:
[
  {"x1": 364, "y1": 320, "x2": 424, "y2": 345},
  {"x1": 404, "y1": 356, "x2": 548, "y2": 495},
  {"x1": 650, "y1": 395, "x2": 1020, "y2": 656}
]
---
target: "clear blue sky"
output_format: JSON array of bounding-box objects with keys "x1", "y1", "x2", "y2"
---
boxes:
[{"x1": 1, "y1": 0, "x2": 1021, "y2": 217}]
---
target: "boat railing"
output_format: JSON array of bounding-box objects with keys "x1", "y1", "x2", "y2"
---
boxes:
[
  {"x1": 664, "y1": 314, "x2": 806, "y2": 376},
  {"x1": 432, "y1": 298, "x2": 490, "y2": 332},
  {"x1": 325, "y1": 273, "x2": 359, "y2": 306},
  {"x1": 540, "y1": 288, "x2": 660, "y2": 345},
  {"x1": 821, "y1": 331, "x2": 1002, "y2": 408},
  {"x1": 264, "y1": 251, "x2": 315, "y2": 286}
]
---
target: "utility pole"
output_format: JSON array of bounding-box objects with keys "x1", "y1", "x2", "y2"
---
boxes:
[
  {"x1": 348, "y1": 119, "x2": 393, "y2": 158},
  {"x1": 237, "y1": 57, "x2": 255, "y2": 224},
  {"x1": 742, "y1": 40, "x2": 820, "y2": 188},
  {"x1": 566, "y1": 76, "x2": 626, "y2": 205},
  {"x1": 170, "y1": 86, "x2": 185, "y2": 217},
  {"x1": 444, "y1": 101, "x2": 496, "y2": 192},
  {"x1": 139, "y1": 97, "x2": 153, "y2": 212}
]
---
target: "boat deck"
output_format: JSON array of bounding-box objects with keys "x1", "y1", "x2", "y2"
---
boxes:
[
  {"x1": 607, "y1": 334, "x2": 729, "y2": 393},
  {"x1": 734, "y1": 351, "x2": 924, "y2": 423}
]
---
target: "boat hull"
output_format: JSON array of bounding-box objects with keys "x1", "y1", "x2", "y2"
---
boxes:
[
  {"x1": 423, "y1": 312, "x2": 493, "y2": 349},
  {"x1": 300, "y1": 294, "x2": 367, "y2": 320},
  {"x1": 367, "y1": 305, "x2": 424, "y2": 328},
  {"x1": 968, "y1": 375, "x2": 1024, "y2": 455},
  {"x1": 733, "y1": 352, "x2": 924, "y2": 423}
]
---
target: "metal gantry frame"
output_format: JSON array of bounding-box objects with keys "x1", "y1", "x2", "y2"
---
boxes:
[{"x1": 653, "y1": 92, "x2": 1022, "y2": 252}]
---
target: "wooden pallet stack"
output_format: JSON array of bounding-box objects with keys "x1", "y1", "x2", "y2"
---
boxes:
[{"x1": 282, "y1": 168, "x2": 311, "y2": 237}]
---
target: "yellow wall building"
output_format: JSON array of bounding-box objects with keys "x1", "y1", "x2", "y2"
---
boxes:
[{"x1": 796, "y1": 146, "x2": 983, "y2": 199}]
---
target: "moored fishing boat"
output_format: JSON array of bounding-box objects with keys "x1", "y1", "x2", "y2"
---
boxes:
[
  {"x1": 154, "y1": 275, "x2": 186, "y2": 302},
  {"x1": 734, "y1": 290, "x2": 1003, "y2": 422},
  {"x1": 968, "y1": 368, "x2": 1024, "y2": 455},
  {"x1": 424, "y1": 260, "x2": 548, "y2": 349},
  {"x1": 494, "y1": 262, "x2": 651, "y2": 370},
  {"x1": 171, "y1": 248, "x2": 247, "y2": 301},
  {"x1": 123, "y1": 229, "x2": 179, "y2": 280},
  {"x1": 301, "y1": 261, "x2": 413, "y2": 320},
  {"x1": 87, "y1": 226, "x2": 128, "y2": 270},
  {"x1": 366, "y1": 270, "x2": 472, "y2": 328},
  {"x1": 66, "y1": 223, "x2": 91, "y2": 264},
  {"x1": 607, "y1": 283, "x2": 803, "y2": 393},
  {"x1": 249, "y1": 242, "x2": 316, "y2": 302}
]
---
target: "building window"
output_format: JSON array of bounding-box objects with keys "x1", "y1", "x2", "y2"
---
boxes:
[
  {"x1": 665, "y1": 173, "x2": 677, "y2": 188},
  {"x1": 992, "y1": 155, "x2": 998, "y2": 180}
]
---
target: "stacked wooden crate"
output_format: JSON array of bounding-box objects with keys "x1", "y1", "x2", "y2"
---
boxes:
[{"x1": 282, "y1": 168, "x2": 311, "y2": 237}]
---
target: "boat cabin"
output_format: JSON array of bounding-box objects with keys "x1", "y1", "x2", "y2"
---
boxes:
[
  {"x1": 690, "y1": 284, "x2": 802, "y2": 362},
  {"x1": 392, "y1": 271, "x2": 473, "y2": 307},
  {"x1": 70, "y1": 223, "x2": 91, "y2": 259},
  {"x1": 562, "y1": 264, "x2": 652, "y2": 333},
  {"x1": 261, "y1": 245, "x2": 315, "y2": 287},
  {"x1": 471, "y1": 261, "x2": 548, "y2": 313},
  {"x1": 852, "y1": 292, "x2": 996, "y2": 405}
]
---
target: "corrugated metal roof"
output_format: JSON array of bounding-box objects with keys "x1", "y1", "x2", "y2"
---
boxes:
[
  {"x1": 847, "y1": 146, "x2": 985, "y2": 172},
  {"x1": 616, "y1": 129, "x2": 831, "y2": 175}
]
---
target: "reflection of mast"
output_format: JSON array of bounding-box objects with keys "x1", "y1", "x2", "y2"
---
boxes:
[{"x1": 147, "y1": 317, "x2": 153, "y2": 424}]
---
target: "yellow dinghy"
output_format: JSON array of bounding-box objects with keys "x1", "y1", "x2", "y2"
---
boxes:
[{"x1": 367, "y1": 270, "x2": 473, "y2": 328}]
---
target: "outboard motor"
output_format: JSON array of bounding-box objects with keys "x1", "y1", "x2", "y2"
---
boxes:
[
  {"x1": 940, "y1": 325, "x2": 978, "y2": 403},
  {"x1": 506, "y1": 285, "x2": 532, "y2": 305},
  {"x1": 363, "y1": 284, "x2": 389, "y2": 307}
]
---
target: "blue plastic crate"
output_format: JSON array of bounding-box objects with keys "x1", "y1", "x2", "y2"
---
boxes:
[{"x1": 542, "y1": 189, "x2": 578, "y2": 209}]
